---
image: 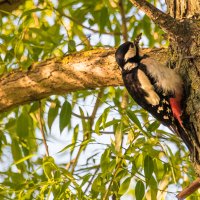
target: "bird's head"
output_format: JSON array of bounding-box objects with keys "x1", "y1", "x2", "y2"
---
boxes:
[{"x1": 115, "y1": 41, "x2": 138, "y2": 71}]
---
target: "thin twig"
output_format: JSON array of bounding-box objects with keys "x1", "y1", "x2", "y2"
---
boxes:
[
  {"x1": 56, "y1": 9, "x2": 121, "y2": 36},
  {"x1": 71, "y1": 144, "x2": 84, "y2": 174},
  {"x1": 90, "y1": 89, "x2": 104, "y2": 126},
  {"x1": 177, "y1": 178, "x2": 200, "y2": 199},
  {"x1": 84, "y1": 166, "x2": 100, "y2": 193},
  {"x1": 47, "y1": 2, "x2": 119, "y2": 36},
  {"x1": 38, "y1": 101, "x2": 49, "y2": 157},
  {"x1": 72, "y1": 112, "x2": 91, "y2": 119},
  {"x1": 71, "y1": 89, "x2": 104, "y2": 174},
  {"x1": 102, "y1": 160, "x2": 122, "y2": 200},
  {"x1": 118, "y1": 0, "x2": 128, "y2": 41}
]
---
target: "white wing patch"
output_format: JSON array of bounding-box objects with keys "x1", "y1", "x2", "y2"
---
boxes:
[
  {"x1": 137, "y1": 69, "x2": 160, "y2": 106},
  {"x1": 142, "y1": 58, "x2": 183, "y2": 100}
]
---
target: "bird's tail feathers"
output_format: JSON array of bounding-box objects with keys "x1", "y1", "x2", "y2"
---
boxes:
[{"x1": 169, "y1": 123, "x2": 194, "y2": 154}]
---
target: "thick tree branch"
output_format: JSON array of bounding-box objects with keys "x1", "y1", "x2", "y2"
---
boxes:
[
  {"x1": 177, "y1": 177, "x2": 200, "y2": 199},
  {"x1": 129, "y1": 0, "x2": 181, "y2": 36},
  {"x1": 0, "y1": 48, "x2": 167, "y2": 113}
]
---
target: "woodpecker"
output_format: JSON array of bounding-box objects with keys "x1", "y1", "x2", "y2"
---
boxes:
[{"x1": 115, "y1": 38, "x2": 194, "y2": 153}]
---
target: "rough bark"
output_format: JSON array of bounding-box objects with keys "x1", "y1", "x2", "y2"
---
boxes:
[
  {"x1": 0, "y1": 48, "x2": 167, "y2": 112},
  {"x1": 164, "y1": 0, "x2": 200, "y2": 172},
  {"x1": 166, "y1": 0, "x2": 200, "y2": 19}
]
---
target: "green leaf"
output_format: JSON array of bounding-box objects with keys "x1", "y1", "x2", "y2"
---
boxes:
[
  {"x1": 12, "y1": 154, "x2": 36, "y2": 166},
  {"x1": 135, "y1": 180, "x2": 145, "y2": 200},
  {"x1": 135, "y1": 153, "x2": 143, "y2": 169},
  {"x1": 104, "y1": 119, "x2": 120, "y2": 128},
  {"x1": 94, "y1": 107, "x2": 110, "y2": 134},
  {"x1": 58, "y1": 142, "x2": 77, "y2": 153},
  {"x1": 68, "y1": 40, "x2": 76, "y2": 52},
  {"x1": 11, "y1": 139, "x2": 25, "y2": 171},
  {"x1": 14, "y1": 40, "x2": 24, "y2": 59},
  {"x1": 149, "y1": 176, "x2": 158, "y2": 199},
  {"x1": 58, "y1": 139, "x2": 92, "y2": 153},
  {"x1": 107, "y1": 159, "x2": 116, "y2": 173},
  {"x1": 59, "y1": 101, "x2": 72, "y2": 133},
  {"x1": 71, "y1": 124, "x2": 79, "y2": 154},
  {"x1": 48, "y1": 100, "x2": 59, "y2": 130},
  {"x1": 94, "y1": 115, "x2": 102, "y2": 135},
  {"x1": 154, "y1": 159, "x2": 164, "y2": 181},
  {"x1": 99, "y1": 7, "x2": 108, "y2": 32},
  {"x1": 11, "y1": 139, "x2": 22, "y2": 162},
  {"x1": 91, "y1": 175, "x2": 105, "y2": 192},
  {"x1": 5, "y1": 117, "x2": 16, "y2": 131},
  {"x1": 118, "y1": 177, "x2": 131, "y2": 194},
  {"x1": 100, "y1": 148, "x2": 110, "y2": 172},
  {"x1": 43, "y1": 156, "x2": 57, "y2": 180},
  {"x1": 144, "y1": 155, "x2": 154, "y2": 182},
  {"x1": 127, "y1": 110, "x2": 143, "y2": 131},
  {"x1": 16, "y1": 113, "x2": 29, "y2": 137},
  {"x1": 81, "y1": 174, "x2": 91, "y2": 187},
  {"x1": 29, "y1": 102, "x2": 40, "y2": 113},
  {"x1": 147, "y1": 121, "x2": 160, "y2": 132},
  {"x1": 115, "y1": 168, "x2": 129, "y2": 181},
  {"x1": 102, "y1": 107, "x2": 110, "y2": 129}
]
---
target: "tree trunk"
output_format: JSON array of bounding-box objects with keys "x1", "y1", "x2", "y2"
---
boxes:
[{"x1": 165, "y1": 0, "x2": 200, "y2": 173}]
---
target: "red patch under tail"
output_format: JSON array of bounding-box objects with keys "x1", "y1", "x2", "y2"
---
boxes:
[{"x1": 169, "y1": 98, "x2": 183, "y2": 126}]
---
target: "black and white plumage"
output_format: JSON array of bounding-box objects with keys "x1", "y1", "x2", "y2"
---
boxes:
[{"x1": 115, "y1": 39, "x2": 194, "y2": 153}]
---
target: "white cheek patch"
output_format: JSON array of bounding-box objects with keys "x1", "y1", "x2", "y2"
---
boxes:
[
  {"x1": 124, "y1": 47, "x2": 135, "y2": 61},
  {"x1": 124, "y1": 62, "x2": 137, "y2": 71},
  {"x1": 137, "y1": 69, "x2": 160, "y2": 106}
]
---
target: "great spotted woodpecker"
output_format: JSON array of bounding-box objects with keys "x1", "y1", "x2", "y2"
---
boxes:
[{"x1": 115, "y1": 37, "x2": 194, "y2": 153}]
